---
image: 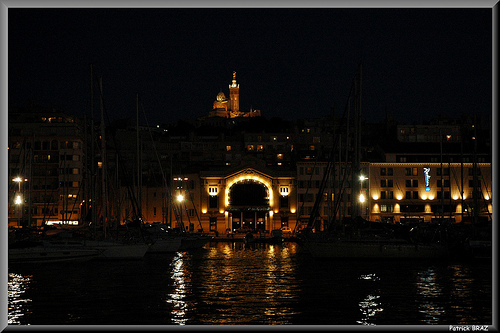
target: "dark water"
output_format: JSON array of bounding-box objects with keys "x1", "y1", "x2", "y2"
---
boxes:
[{"x1": 8, "y1": 241, "x2": 493, "y2": 326}]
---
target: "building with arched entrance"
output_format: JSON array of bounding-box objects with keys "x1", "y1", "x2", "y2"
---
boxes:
[{"x1": 198, "y1": 157, "x2": 296, "y2": 234}]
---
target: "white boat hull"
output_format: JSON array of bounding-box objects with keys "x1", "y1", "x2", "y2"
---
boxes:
[
  {"x1": 147, "y1": 237, "x2": 182, "y2": 253},
  {"x1": 9, "y1": 246, "x2": 101, "y2": 264},
  {"x1": 84, "y1": 241, "x2": 149, "y2": 259}
]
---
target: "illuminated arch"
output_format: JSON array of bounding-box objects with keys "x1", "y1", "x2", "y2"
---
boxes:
[{"x1": 224, "y1": 172, "x2": 274, "y2": 209}]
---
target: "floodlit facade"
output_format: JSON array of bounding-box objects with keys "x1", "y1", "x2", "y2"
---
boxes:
[{"x1": 8, "y1": 75, "x2": 492, "y2": 234}]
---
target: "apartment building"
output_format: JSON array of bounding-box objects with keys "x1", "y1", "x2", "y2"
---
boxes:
[{"x1": 8, "y1": 106, "x2": 85, "y2": 227}]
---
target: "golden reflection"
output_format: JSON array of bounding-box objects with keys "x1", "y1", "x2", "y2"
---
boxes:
[
  {"x1": 166, "y1": 252, "x2": 190, "y2": 325},
  {"x1": 416, "y1": 268, "x2": 445, "y2": 324},
  {"x1": 198, "y1": 242, "x2": 299, "y2": 324},
  {"x1": 450, "y1": 264, "x2": 473, "y2": 298},
  {"x1": 8, "y1": 273, "x2": 32, "y2": 324},
  {"x1": 449, "y1": 264, "x2": 476, "y2": 324}
]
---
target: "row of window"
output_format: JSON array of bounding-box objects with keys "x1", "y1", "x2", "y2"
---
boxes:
[
  {"x1": 378, "y1": 190, "x2": 483, "y2": 200},
  {"x1": 397, "y1": 156, "x2": 489, "y2": 163},
  {"x1": 10, "y1": 140, "x2": 82, "y2": 150},
  {"x1": 379, "y1": 167, "x2": 483, "y2": 176},
  {"x1": 247, "y1": 144, "x2": 294, "y2": 152},
  {"x1": 24, "y1": 207, "x2": 80, "y2": 216}
]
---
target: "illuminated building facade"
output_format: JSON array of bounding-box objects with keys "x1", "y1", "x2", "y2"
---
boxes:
[
  {"x1": 368, "y1": 162, "x2": 492, "y2": 223},
  {"x1": 197, "y1": 159, "x2": 296, "y2": 233},
  {"x1": 7, "y1": 77, "x2": 492, "y2": 234},
  {"x1": 8, "y1": 106, "x2": 85, "y2": 227}
]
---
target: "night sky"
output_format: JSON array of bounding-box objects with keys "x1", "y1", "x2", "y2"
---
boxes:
[{"x1": 8, "y1": 7, "x2": 493, "y2": 126}]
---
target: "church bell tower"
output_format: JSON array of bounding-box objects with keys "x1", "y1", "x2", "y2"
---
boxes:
[{"x1": 229, "y1": 71, "x2": 239, "y2": 112}]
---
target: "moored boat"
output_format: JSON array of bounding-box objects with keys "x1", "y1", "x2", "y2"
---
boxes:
[
  {"x1": 147, "y1": 237, "x2": 182, "y2": 253},
  {"x1": 303, "y1": 236, "x2": 449, "y2": 259},
  {"x1": 178, "y1": 233, "x2": 213, "y2": 250},
  {"x1": 83, "y1": 240, "x2": 149, "y2": 259},
  {"x1": 9, "y1": 241, "x2": 101, "y2": 264}
]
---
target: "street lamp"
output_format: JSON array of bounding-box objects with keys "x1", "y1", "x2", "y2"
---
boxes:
[
  {"x1": 13, "y1": 177, "x2": 23, "y2": 226},
  {"x1": 359, "y1": 175, "x2": 368, "y2": 218}
]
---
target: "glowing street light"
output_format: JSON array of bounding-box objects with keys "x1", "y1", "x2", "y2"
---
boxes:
[
  {"x1": 177, "y1": 194, "x2": 184, "y2": 203},
  {"x1": 12, "y1": 176, "x2": 24, "y2": 226},
  {"x1": 359, "y1": 174, "x2": 368, "y2": 218},
  {"x1": 13, "y1": 177, "x2": 23, "y2": 204}
]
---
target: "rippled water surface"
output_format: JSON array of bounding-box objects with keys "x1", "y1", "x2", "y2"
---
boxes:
[{"x1": 8, "y1": 241, "x2": 492, "y2": 326}]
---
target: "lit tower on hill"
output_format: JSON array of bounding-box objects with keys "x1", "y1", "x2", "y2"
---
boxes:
[{"x1": 229, "y1": 71, "x2": 239, "y2": 112}]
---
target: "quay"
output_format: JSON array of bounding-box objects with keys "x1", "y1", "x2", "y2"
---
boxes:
[{"x1": 205, "y1": 231, "x2": 298, "y2": 243}]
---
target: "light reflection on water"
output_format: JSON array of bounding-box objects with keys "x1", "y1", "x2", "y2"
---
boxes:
[
  {"x1": 193, "y1": 242, "x2": 300, "y2": 325},
  {"x1": 7, "y1": 242, "x2": 492, "y2": 326},
  {"x1": 166, "y1": 251, "x2": 190, "y2": 325},
  {"x1": 356, "y1": 273, "x2": 383, "y2": 325},
  {"x1": 416, "y1": 268, "x2": 445, "y2": 324},
  {"x1": 8, "y1": 273, "x2": 32, "y2": 325}
]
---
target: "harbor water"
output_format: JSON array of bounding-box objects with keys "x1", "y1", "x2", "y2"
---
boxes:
[{"x1": 8, "y1": 241, "x2": 493, "y2": 326}]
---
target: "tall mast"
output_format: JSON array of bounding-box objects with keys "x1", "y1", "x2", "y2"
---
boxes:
[
  {"x1": 472, "y1": 116, "x2": 478, "y2": 228},
  {"x1": 90, "y1": 64, "x2": 97, "y2": 234},
  {"x1": 352, "y1": 63, "x2": 362, "y2": 218},
  {"x1": 136, "y1": 93, "x2": 142, "y2": 221},
  {"x1": 99, "y1": 77, "x2": 107, "y2": 238}
]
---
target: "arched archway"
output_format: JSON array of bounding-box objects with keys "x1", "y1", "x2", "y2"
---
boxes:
[
  {"x1": 229, "y1": 180, "x2": 269, "y2": 206},
  {"x1": 225, "y1": 174, "x2": 274, "y2": 232}
]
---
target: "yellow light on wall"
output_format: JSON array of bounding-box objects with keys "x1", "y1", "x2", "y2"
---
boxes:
[
  {"x1": 485, "y1": 195, "x2": 490, "y2": 200},
  {"x1": 202, "y1": 209, "x2": 207, "y2": 214},
  {"x1": 421, "y1": 194, "x2": 427, "y2": 200},
  {"x1": 396, "y1": 195, "x2": 403, "y2": 200},
  {"x1": 453, "y1": 195, "x2": 459, "y2": 200},
  {"x1": 15, "y1": 195, "x2": 22, "y2": 205},
  {"x1": 425, "y1": 204, "x2": 432, "y2": 213},
  {"x1": 219, "y1": 209, "x2": 225, "y2": 214},
  {"x1": 372, "y1": 194, "x2": 379, "y2": 200},
  {"x1": 177, "y1": 194, "x2": 184, "y2": 202},
  {"x1": 359, "y1": 194, "x2": 365, "y2": 203},
  {"x1": 225, "y1": 175, "x2": 274, "y2": 207},
  {"x1": 290, "y1": 208, "x2": 296, "y2": 214}
]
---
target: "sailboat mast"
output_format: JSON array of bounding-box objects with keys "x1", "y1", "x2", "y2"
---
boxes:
[
  {"x1": 352, "y1": 63, "x2": 362, "y2": 218},
  {"x1": 136, "y1": 93, "x2": 141, "y2": 220},
  {"x1": 472, "y1": 117, "x2": 478, "y2": 228},
  {"x1": 99, "y1": 77, "x2": 108, "y2": 239},
  {"x1": 90, "y1": 64, "x2": 97, "y2": 234}
]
